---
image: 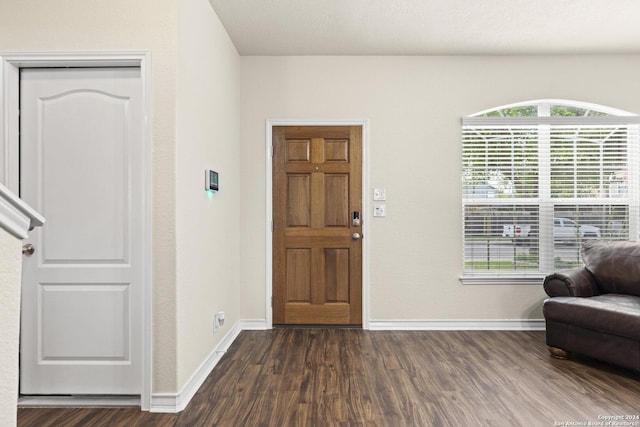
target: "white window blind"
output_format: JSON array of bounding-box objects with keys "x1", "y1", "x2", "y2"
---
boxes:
[{"x1": 461, "y1": 102, "x2": 640, "y2": 283}]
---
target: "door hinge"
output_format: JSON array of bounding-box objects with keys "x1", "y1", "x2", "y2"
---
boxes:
[
  {"x1": 271, "y1": 145, "x2": 274, "y2": 157},
  {"x1": 271, "y1": 296, "x2": 273, "y2": 307},
  {"x1": 271, "y1": 220, "x2": 274, "y2": 232}
]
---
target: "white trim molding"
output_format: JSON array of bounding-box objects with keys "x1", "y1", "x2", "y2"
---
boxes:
[
  {"x1": 0, "y1": 182, "x2": 44, "y2": 239},
  {"x1": 265, "y1": 119, "x2": 371, "y2": 329},
  {"x1": 368, "y1": 319, "x2": 546, "y2": 331},
  {"x1": 18, "y1": 396, "x2": 140, "y2": 408},
  {"x1": 150, "y1": 321, "x2": 243, "y2": 413},
  {"x1": 0, "y1": 51, "x2": 153, "y2": 411},
  {"x1": 239, "y1": 319, "x2": 270, "y2": 330},
  {"x1": 460, "y1": 275, "x2": 546, "y2": 286}
]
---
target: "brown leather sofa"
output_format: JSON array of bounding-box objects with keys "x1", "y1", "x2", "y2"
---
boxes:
[{"x1": 542, "y1": 240, "x2": 640, "y2": 372}]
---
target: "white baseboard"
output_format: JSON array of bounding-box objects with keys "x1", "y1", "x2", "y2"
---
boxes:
[
  {"x1": 238, "y1": 319, "x2": 269, "y2": 330},
  {"x1": 368, "y1": 319, "x2": 545, "y2": 331},
  {"x1": 150, "y1": 320, "x2": 242, "y2": 413},
  {"x1": 18, "y1": 395, "x2": 140, "y2": 408},
  {"x1": 237, "y1": 318, "x2": 545, "y2": 331}
]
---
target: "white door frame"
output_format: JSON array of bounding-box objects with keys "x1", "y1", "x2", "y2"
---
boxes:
[
  {"x1": 265, "y1": 119, "x2": 370, "y2": 329},
  {"x1": 0, "y1": 51, "x2": 153, "y2": 410}
]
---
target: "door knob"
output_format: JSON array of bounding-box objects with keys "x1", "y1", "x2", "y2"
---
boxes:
[
  {"x1": 352, "y1": 233, "x2": 361, "y2": 240},
  {"x1": 22, "y1": 243, "x2": 35, "y2": 256}
]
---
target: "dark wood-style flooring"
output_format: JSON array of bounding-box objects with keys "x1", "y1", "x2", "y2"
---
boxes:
[{"x1": 17, "y1": 329, "x2": 640, "y2": 426}]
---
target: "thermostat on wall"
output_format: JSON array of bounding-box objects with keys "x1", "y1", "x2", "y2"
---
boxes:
[{"x1": 205, "y1": 169, "x2": 219, "y2": 192}]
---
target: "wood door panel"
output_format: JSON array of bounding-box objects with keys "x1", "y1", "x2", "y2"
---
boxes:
[
  {"x1": 285, "y1": 249, "x2": 311, "y2": 302},
  {"x1": 286, "y1": 174, "x2": 311, "y2": 227},
  {"x1": 324, "y1": 174, "x2": 349, "y2": 227},
  {"x1": 273, "y1": 125, "x2": 362, "y2": 325},
  {"x1": 325, "y1": 248, "x2": 350, "y2": 302},
  {"x1": 325, "y1": 139, "x2": 349, "y2": 162},
  {"x1": 286, "y1": 139, "x2": 311, "y2": 162}
]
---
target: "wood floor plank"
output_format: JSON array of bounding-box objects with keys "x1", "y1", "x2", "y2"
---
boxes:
[{"x1": 18, "y1": 329, "x2": 640, "y2": 427}]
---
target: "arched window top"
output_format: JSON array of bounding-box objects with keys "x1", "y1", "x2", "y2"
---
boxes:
[{"x1": 470, "y1": 99, "x2": 636, "y2": 118}]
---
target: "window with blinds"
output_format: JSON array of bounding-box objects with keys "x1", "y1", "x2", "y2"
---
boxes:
[{"x1": 461, "y1": 100, "x2": 640, "y2": 284}]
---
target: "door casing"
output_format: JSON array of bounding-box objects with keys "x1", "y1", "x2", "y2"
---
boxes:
[
  {"x1": 0, "y1": 51, "x2": 152, "y2": 410},
  {"x1": 265, "y1": 119, "x2": 370, "y2": 329}
]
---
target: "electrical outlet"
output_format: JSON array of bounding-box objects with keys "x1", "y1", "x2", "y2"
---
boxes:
[{"x1": 213, "y1": 311, "x2": 225, "y2": 334}]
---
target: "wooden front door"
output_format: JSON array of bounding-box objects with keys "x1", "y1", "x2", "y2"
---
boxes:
[{"x1": 273, "y1": 126, "x2": 362, "y2": 325}]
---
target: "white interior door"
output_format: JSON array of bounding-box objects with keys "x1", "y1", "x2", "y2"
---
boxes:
[{"x1": 19, "y1": 67, "x2": 143, "y2": 395}]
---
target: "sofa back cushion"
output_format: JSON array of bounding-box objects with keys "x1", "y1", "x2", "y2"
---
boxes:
[{"x1": 581, "y1": 241, "x2": 640, "y2": 296}]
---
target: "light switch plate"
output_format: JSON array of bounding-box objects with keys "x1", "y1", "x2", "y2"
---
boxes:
[
  {"x1": 373, "y1": 204, "x2": 386, "y2": 217},
  {"x1": 373, "y1": 188, "x2": 386, "y2": 201}
]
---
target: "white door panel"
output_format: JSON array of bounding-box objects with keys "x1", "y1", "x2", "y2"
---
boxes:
[
  {"x1": 40, "y1": 283, "x2": 130, "y2": 360},
  {"x1": 20, "y1": 68, "x2": 142, "y2": 395},
  {"x1": 39, "y1": 89, "x2": 129, "y2": 264}
]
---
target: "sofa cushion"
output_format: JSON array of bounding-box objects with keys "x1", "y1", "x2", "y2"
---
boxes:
[
  {"x1": 581, "y1": 241, "x2": 640, "y2": 297},
  {"x1": 543, "y1": 294, "x2": 640, "y2": 341}
]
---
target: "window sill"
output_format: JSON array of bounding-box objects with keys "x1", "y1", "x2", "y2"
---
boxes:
[{"x1": 459, "y1": 274, "x2": 545, "y2": 285}]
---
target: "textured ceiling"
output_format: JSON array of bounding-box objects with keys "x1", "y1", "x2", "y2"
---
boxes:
[{"x1": 209, "y1": 0, "x2": 640, "y2": 56}]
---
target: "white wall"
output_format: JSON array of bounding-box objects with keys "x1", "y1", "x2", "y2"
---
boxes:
[
  {"x1": 176, "y1": 0, "x2": 241, "y2": 391},
  {"x1": 0, "y1": 0, "x2": 179, "y2": 393},
  {"x1": 0, "y1": 231, "x2": 23, "y2": 427},
  {"x1": 240, "y1": 55, "x2": 640, "y2": 323}
]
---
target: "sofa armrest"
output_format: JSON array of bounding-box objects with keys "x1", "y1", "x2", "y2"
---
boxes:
[{"x1": 543, "y1": 267, "x2": 600, "y2": 297}]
